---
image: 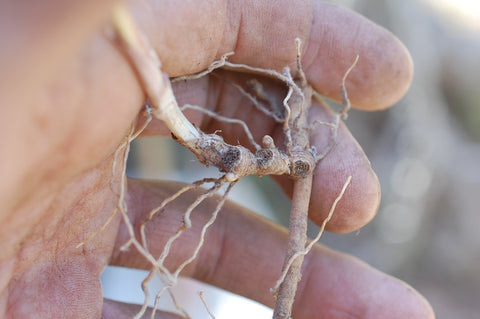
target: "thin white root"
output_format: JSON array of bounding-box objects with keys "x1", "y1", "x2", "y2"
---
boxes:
[
  {"x1": 271, "y1": 176, "x2": 352, "y2": 295},
  {"x1": 149, "y1": 284, "x2": 171, "y2": 319},
  {"x1": 199, "y1": 292, "x2": 217, "y2": 319},
  {"x1": 282, "y1": 85, "x2": 294, "y2": 155},
  {"x1": 172, "y1": 52, "x2": 234, "y2": 82},
  {"x1": 135, "y1": 268, "x2": 156, "y2": 319},
  {"x1": 181, "y1": 104, "x2": 261, "y2": 150},
  {"x1": 76, "y1": 107, "x2": 152, "y2": 249},
  {"x1": 228, "y1": 81, "x2": 284, "y2": 122},
  {"x1": 148, "y1": 180, "x2": 235, "y2": 319},
  {"x1": 155, "y1": 179, "x2": 227, "y2": 270},
  {"x1": 294, "y1": 38, "x2": 307, "y2": 87},
  {"x1": 172, "y1": 181, "x2": 235, "y2": 278},
  {"x1": 75, "y1": 208, "x2": 118, "y2": 249},
  {"x1": 339, "y1": 55, "x2": 359, "y2": 119},
  {"x1": 169, "y1": 289, "x2": 191, "y2": 319},
  {"x1": 140, "y1": 177, "x2": 219, "y2": 249},
  {"x1": 313, "y1": 111, "x2": 341, "y2": 162},
  {"x1": 309, "y1": 120, "x2": 337, "y2": 130},
  {"x1": 312, "y1": 55, "x2": 359, "y2": 162},
  {"x1": 151, "y1": 75, "x2": 200, "y2": 142},
  {"x1": 223, "y1": 61, "x2": 296, "y2": 89}
]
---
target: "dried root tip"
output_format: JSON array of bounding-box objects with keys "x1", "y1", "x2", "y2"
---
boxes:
[
  {"x1": 289, "y1": 150, "x2": 316, "y2": 179},
  {"x1": 225, "y1": 173, "x2": 238, "y2": 182},
  {"x1": 262, "y1": 135, "x2": 276, "y2": 148}
]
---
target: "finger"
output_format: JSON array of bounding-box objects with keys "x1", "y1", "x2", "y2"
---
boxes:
[
  {"x1": 0, "y1": 0, "x2": 116, "y2": 92},
  {"x1": 3, "y1": 0, "x2": 410, "y2": 210},
  {"x1": 111, "y1": 179, "x2": 433, "y2": 318},
  {"x1": 103, "y1": 299, "x2": 184, "y2": 319},
  {"x1": 129, "y1": 0, "x2": 412, "y2": 110},
  {"x1": 295, "y1": 246, "x2": 434, "y2": 319},
  {"x1": 301, "y1": 2, "x2": 413, "y2": 110}
]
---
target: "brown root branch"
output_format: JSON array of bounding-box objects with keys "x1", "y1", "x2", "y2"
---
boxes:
[
  {"x1": 181, "y1": 103, "x2": 262, "y2": 150},
  {"x1": 178, "y1": 132, "x2": 292, "y2": 181}
]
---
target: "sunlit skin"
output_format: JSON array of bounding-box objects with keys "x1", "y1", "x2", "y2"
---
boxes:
[{"x1": 0, "y1": 1, "x2": 434, "y2": 318}]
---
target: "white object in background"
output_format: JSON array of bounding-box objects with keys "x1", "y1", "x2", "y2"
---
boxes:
[{"x1": 101, "y1": 265, "x2": 273, "y2": 319}]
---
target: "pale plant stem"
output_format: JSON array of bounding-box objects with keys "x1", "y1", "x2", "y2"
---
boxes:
[
  {"x1": 172, "y1": 182, "x2": 235, "y2": 278},
  {"x1": 111, "y1": 4, "x2": 199, "y2": 142}
]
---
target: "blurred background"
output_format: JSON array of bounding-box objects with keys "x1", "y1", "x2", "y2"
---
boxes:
[{"x1": 102, "y1": 0, "x2": 480, "y2": 318}]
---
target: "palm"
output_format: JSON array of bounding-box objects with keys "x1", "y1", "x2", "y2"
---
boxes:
[{"x1": 4, "y1": 159, "x2": 116, "y2": 317}]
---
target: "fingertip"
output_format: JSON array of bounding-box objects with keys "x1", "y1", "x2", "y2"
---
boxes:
[
  {"x1": 362, "y1": 269, "x2": 436, "y2": 319},
  {"x1": 307, "y1": 106, "x2": 381, "y2": 233},
  {"x1": 383, "y1": 279, "x2": 436, "y2": 319},
  {"x1": 309, "y1": 146, "x2": 381, "y2": 233},
  {"x1": 355, "y1": 31, "x2": 414, "y2": 111},
  {"x1": 296, "y1": 247, "x2": 435, "y2": 319},
  {"x1": 304, "y1": 2, "x2": 414, "y2": 110}
]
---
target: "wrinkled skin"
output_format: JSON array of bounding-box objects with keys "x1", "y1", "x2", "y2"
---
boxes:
[{"x1": 0, "y1": 0, "x2": 435, "y2": 318}]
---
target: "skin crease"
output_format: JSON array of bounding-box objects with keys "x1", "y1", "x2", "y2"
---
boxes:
[{"x1": 0, "y1": 0, "x2": 435, "y2": 318}]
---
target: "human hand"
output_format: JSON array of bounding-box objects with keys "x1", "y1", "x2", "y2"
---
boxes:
[{"x1": 0, "y1": 1, "x2": 433, "y2": 318}]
